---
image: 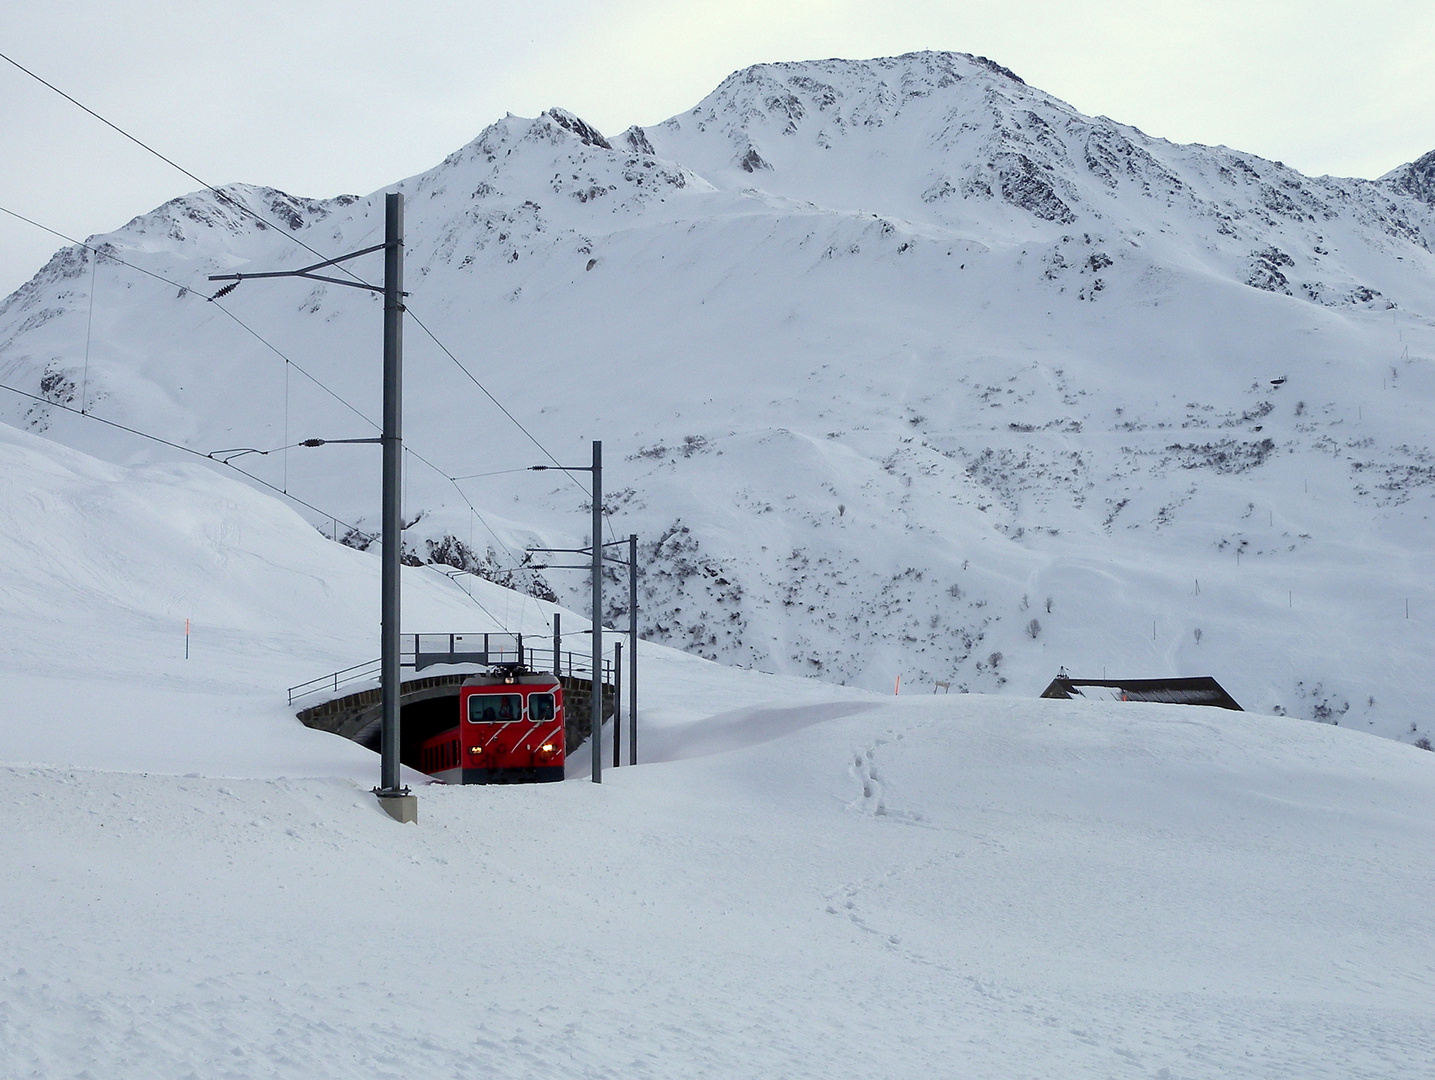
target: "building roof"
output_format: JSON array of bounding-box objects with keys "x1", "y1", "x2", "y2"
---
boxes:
[{"x1": 1040, "y1": 676, "x2": 1242, "y2": 711}]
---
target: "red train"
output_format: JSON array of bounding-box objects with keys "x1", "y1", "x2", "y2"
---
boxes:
[{"x1": 418, "y1": 668, "x2": 565, "y2": 784}]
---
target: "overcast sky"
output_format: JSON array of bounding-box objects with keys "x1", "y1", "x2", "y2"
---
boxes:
[{"x1": 2, "y1": 1, "x2": 1431, "y2": 295}]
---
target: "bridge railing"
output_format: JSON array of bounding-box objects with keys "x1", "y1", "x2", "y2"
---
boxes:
[{"x1": 287, "y1": 632, "x2": 615, "y2": 706}]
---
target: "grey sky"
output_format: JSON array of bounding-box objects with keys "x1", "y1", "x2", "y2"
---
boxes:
[{"x1": 2, "y1": 1, "x2": 1431, "y2": 296}]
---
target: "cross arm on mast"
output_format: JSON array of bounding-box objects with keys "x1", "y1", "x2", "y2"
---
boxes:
[{"x1": 208, "y1": 241, "x2": 392, "y2": 293}]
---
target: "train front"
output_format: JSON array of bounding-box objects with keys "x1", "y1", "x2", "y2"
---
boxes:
[{"x1": 451, "y1": 672, "x2": 565, "y2": 783}]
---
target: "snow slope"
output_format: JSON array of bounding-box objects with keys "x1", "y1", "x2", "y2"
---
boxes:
[
  {"x1": 4, "y1": 703, "x2": 1433, "y2": 1078},
  {"x1": 3, "y1": 51, "x2": 1435, "y2": 746},
  {"x1": 0, "y1": 419, "x2": 866, "y2": 779},
  {"x1": 1, "y1": 408, "x2": 1433, "y2": 1078}
]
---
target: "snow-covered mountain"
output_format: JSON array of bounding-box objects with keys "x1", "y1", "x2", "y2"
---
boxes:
[
  {"x1": 4, "y1": 51, "x2": 1435, "y2": 744},
  {"x1": 4, "y1": 331, "x2": 1434, "y2": 1080}
]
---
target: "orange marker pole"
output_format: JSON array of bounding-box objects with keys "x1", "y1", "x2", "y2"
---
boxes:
[
  {"x1": 894, "y1": 674, "x2": 901, "y2": 696},
  {"x1": 185, "y1": 618, "x2": 190, "y2": 659}
]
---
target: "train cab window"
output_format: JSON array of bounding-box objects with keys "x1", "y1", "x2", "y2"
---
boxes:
[
  {"x1": 529, "y1": 693, "x2": 556, "y2": 723},
  {"x1": 469, "y1": 693, "x2": 523, "y2": 724}
]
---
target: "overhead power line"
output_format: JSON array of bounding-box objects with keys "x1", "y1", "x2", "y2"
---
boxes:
[
  {"x1": 0, "y1": 55, "x2": 589, "y2": 496},
  {"x1": 0, "y1": 376, "x2": 516, "y2": 628},
  {"x1": 450, "y1": 467, "x2": 536, "y2": 481},
  {"x1": 403, "y1": 309, "x2": 591, "y2": 497},
  {"x1": 2, "y1": 54, "x2": 620, "y2": 552},
  {"x1": 0, "y1": 378, "x2": 367, "y2": 536},
  {"x1": 1, "y1": 72, "x2": 583, "y2": 501},
  {"x1": 2, "y1": 202, "x2": 535, "y2": 575},
  {"x1": 0, "y1": 203, "x2": 380, "y2": 432},
  {"x1": 404, "y1": 308, "x2": 622, "y2": 550},
  {"x1": 0, "y1": 49, "x2": 376, "y2": 291}
]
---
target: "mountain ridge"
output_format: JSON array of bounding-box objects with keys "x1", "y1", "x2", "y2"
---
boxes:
[{"x1": 3, "y1": 51, "x2": 1435, "y2": 745}]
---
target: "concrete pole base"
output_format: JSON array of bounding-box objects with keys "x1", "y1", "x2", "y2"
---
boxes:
[{"x1": 376, "y1": 792, "x2": 418, "y2": 824}]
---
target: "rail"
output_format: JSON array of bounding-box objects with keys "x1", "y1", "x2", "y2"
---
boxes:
[{"x1": 287, "y1": 632, "x2": 615, "y2": 706}]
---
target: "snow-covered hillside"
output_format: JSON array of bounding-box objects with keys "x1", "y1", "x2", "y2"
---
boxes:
[
  {"x1": 0, "y1": 419, "x2": 865, "y2": 778},
  {"x1": 7, "y1": 698, "x2": 1435, "y2": 1079},
  {"x1": 3, "y1": 50, "x2": 1435, "y2": 745},
  {"x1": 1, "y1": 360, "x2": 1433, "y2": 1079}
]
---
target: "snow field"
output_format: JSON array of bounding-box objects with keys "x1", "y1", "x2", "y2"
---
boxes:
[
  {"x1": 3, "y1": 696, "x2": 1433, "y2": 1078},
  {"x1": 1, "y1": 406, "x2": 1433, "y2": 1077}
]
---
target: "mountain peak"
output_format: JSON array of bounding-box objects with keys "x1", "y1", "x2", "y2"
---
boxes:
[
  {"x1": 544, "y1": 108, "x2": 612, "y2": 150},
  {"x1": 1381, "y1": 148, "x2": 1435, "y2": 206},
  {"x1": 685, "y1": 51, "x2": 1035, "y2": 136},
  {"x1": 5, "y1": 55, "x2": 1435, "y2": 738}
]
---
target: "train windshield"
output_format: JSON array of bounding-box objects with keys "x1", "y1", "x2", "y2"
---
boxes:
[
  {"x1": 468, "y1": 693, "x2": 523, "y2": 724},
  {"x1": 528, "y1": 693, "x2": 556, "y2": 722}
]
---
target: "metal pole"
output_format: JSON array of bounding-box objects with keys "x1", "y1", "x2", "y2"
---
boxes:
[
  {"x1": 378, "y1": 191, "x2": 406, "y2": 801},
  {"x1": 613, "y1": 640, "x2": 622, "y2": 769},
  {"x1": 591, "y1": 439, "x2": 602, "y2": 784},
  {"x1": 629, "y1": 533, "x2": 638, "y2": 766},
  {"x1": 206, "y1": 207, "x2": 411, "y2": 820},
  {"x1": 553, "y1": 612, "x2": 561, "y2": 676}
]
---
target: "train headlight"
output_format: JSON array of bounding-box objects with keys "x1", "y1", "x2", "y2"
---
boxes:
[
  {"x1": 469, "y1": 746, "x2": 483, "y2": 755},
  {"x1": 540, "y1": 743, "x2": 555, "y2": 753}
]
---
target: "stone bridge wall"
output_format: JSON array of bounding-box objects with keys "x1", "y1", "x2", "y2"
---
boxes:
[{"x1": 296, "y1": 672, "x2": 614, "y2": 755}]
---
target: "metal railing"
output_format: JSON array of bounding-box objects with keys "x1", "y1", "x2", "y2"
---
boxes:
[{"x1": 287, "y1": 632, "x2": 615, "y2": 706}]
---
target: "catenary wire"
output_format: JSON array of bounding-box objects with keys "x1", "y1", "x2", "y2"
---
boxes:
[
  {"x1": 402, "y1": 444, "x2": 537, "y2": 580},
  {"x1": 403, "y1": 308, "x2": 589, "y2": 496},
  {"x1": 0, "y1": 49, "x2": 377, "y2": 291},
  {"x1": 0, "y1": 379, "x2": 369, "y2": 536},
  {"x1": 1, "y1": 61, "x2": 619, "y2": 608},
  {"x1": 2, "y1": 202, "x2": 536, "y2": 576},
  {"x1": 0, "y1": 377, "x2": 514, "y2": 627},
  {"x1": 0, "y1": 58, "x2": 604, "y2": 532},
  {"x1": 449, "y1": 467, "x2": 535, "y2": 481},
  {"x1": 6, "y1": 150, "x2": 591, "y2": 548},
  {"x1": 0, "y1": 203, "x2": 381, "y2": 433},
  {"x1": 4, "y1": 203, "x2": 559, "y2": 626},
  {"x1": 403, "y1": 307, "x2": 623, "y2": 547}
]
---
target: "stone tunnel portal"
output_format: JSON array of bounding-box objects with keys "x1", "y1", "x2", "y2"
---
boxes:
[{"x1": 296, "y1": 673, "x2": 614, "y2": 775}]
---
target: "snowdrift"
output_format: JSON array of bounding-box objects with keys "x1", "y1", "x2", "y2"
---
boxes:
[{"x1": 3, "y1": 696, "x2": 1432, "y2": 1078}]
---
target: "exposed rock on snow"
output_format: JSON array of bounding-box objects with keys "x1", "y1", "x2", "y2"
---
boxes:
[{"x1": 3, "y1": 51, "x2": 1435, "y2": 744}]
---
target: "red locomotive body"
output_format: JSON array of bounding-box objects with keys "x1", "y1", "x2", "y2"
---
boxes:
[{"x1": 419, "y1": 669, "x2": 565, "y2": 784}]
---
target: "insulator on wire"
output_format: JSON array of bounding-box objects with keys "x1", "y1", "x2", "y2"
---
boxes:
[{"x1": 209, "y1": 280, "x2": 239, "y2": 301}]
